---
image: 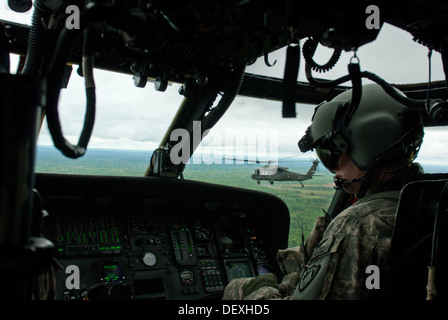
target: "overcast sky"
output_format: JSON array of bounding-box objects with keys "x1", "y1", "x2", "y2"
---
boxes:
[{"x1": 2, "y1": 5, "x2": 448, "y2": 166}]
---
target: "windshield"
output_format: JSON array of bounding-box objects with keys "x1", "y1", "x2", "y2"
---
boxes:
[
  {"x1": 3, "y1": 8, "x2": 447, "y2": 247},
  {"x1": 33, "y1": 66, "x2": 183, "y2": 176}
]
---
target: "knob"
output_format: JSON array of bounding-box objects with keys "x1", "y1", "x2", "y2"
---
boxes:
[{"x1": 142, "y1": 252, "x2": 157, "y2": 267}]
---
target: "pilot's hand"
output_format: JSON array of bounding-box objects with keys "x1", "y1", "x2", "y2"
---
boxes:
[
  {"x1": 278, "y1": 272, "x2": 299, "y2": 297},
  {"x1": 223, "y1": 273, "x2": 280, "y2": 300}
]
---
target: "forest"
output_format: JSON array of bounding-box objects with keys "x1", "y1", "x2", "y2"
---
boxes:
[{"x1": 35, "y1": 146, "x2": 336, "y2": 247}]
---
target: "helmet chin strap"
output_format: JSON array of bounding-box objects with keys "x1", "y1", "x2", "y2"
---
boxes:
[
  {"x1": 333, "y1": 173, "x2": 373, "y2": 198},
  {"x1": 333, "y1": 174, "x2": 366, "y2": 190}
]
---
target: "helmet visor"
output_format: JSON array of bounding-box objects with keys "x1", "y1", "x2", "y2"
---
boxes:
[{"x1": 315, "y1": 140, "x2": 341, "y2": 173}]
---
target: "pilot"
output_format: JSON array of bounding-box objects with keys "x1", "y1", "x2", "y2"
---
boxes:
[{"x1": 223, "y1": 83, "x2": 425, "y2": 300}]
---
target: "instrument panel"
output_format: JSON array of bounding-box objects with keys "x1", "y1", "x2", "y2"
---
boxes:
[{"x1": 35, "y1": 173, "x2": 290, "y2": 300}]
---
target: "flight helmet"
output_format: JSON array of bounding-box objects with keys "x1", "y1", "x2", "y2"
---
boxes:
[{"x1": 299, "y1": 83, "x2": 424, "y2": 173}]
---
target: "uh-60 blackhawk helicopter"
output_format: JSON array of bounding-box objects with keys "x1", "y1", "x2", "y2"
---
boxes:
[
  {"x1": 250, "y1": 159, "x2": 320, "y2": 186},
  {"x1": 1, "y1": 0, "x2": 448, "y2": 305}
]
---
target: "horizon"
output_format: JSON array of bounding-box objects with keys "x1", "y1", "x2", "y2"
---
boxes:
[{"x1": 36, "y1": 144, "x2": 448, "y2": 174}]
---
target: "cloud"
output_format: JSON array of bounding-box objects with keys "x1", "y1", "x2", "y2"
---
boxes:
[
  {"x1": 39, "y1": 67, "x2": 183, "y2": 150},
  {"x1": 246, "y1": 23, "x2": 445, "y2": 84},
  {"x1": 416, "y1": 127, "x2": 448, "y2": 166},
  {"x1": 4, "y1": 9, "x2": 448, "y2": 165}
]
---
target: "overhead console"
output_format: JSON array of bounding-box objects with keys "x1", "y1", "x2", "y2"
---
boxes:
[{"x1": 35, "y1": 173, "x2": 290, "y2": 300}]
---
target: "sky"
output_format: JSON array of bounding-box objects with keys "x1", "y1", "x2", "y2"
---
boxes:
[{"x1": 2, "y1": 4, "x2": 448, "y2": 167}]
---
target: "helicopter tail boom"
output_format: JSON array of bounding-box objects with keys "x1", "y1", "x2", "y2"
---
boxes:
[{"x1": 305, "y1": 160, "x2": 320, "y2": 178}]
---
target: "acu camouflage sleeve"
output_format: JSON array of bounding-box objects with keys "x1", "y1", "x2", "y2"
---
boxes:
[
  {"x1": 222, "y1": 215, "x2": 329, "y2": 300},
  {"x1": 292, "y1": 192, "x2": 398, "y2": 300}
]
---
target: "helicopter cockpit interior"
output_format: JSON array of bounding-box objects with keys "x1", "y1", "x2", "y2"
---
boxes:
[{"x1": 1, "y1": 0, "x2": 448, "y2": 301}]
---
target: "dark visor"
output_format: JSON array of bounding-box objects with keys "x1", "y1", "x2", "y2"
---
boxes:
[{"x1": 315, "y1": 140, "x2": 342, "y2": 173}]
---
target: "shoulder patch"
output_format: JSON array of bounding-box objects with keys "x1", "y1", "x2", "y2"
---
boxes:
[{"x1": 298, "y1": 264, "x2": 321, "y2": 291}]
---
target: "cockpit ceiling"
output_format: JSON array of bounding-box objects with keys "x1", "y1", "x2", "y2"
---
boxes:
[{"x1": 3, "y1": 1, "x2": 448, "y2": 85}]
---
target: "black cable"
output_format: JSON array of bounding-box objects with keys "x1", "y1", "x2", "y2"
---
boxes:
[
  {"x1": 21, "y1": 0, "x2": 51, "y2": 76},
  {"x1": 201, "y1": 66, "x2": 246, "y2": 132},
  {"x1": 305, "y1": 62, "x2": 428, "y2": 110},
  {"x1": 362, "y1": 71, "x2": 427, "y2": 109},
  {"x1": 302, "y1": 38, "x2": 342, "y2": 73},
  {"x1": 345, "y1": 60, "x2": 362, "y2": 126},
  {"x1": 45, "y1": 4, "x2": 140, "y2": 158},
  {"x1": 426, "y1": 49, "x2": 433, "y2": 111},
  {"x1": 45, "y1": 23, "x2": 91, "y2": 158},
  {"x1": 78, "y1": 27, "x2": 96, "y2": 151},
  {"x1": 45, "y1": 24, "x2": 85, "y2": 158},
  {"x1": 305, "y1": 62, "x2": 351, "y2": 88}
]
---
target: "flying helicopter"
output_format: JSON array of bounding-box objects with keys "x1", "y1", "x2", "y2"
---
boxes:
[
  {"x1": 251, "y1": 159, "x2": 320, "y2": 186},
  {"x1": 2, "y1": 0, "x2": 448, "y2": 304},
  {"x1": 241, "y1": 158, "x2": 320, "y2": 186}
]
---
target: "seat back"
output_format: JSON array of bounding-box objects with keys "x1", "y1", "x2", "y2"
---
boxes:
[{"x1": 384, "y1": 174, "x2": 448, "y2": 299}]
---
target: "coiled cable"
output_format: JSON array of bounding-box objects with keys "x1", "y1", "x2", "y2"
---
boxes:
[
  {"x1": 302, "y1": 38, "x2": 342, "y2": 73},
  {"x1": 45, "y1": 4, "x2": 141, "y2": 158}
]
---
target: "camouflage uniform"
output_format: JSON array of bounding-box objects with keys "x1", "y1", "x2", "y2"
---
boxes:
[
  {"x1": 223, "y1": 190, "x2": 399, "y2": 300},
  {"x1": 223, "y1": 215, "x2": 329, "y2": 300},
  {"x1": 292, "y1": 190, "x2": 399, "y2": 299}
]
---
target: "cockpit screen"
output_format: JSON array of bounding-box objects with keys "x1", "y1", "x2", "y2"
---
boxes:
[
  {"x1": 224, "y1": 260, "x2": 254, "y2": 281},
  {"x1": 101, "y1": 263, "x2": 123, "y2": 282}
]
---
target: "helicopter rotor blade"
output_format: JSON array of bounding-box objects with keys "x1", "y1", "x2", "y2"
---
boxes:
[
  {"x1": 224, "y1": 158, "x2": 275, "y2": 164},
  {"x1": 277, "y1": 156, "x2": 317, "y2": 163}
]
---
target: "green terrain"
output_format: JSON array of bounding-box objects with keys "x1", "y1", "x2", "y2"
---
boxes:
[
  {"x1": 183, "y1": 163, "x2": 335, "y2": 247},
  {"x1": 35, "y1": 146, "x2": 335, "y2": 247}
]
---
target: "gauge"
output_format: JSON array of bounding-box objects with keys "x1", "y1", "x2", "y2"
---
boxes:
[
  {"x1": 221, "y1": 235, "x2": 233, "y2": 248},
  {"x1": 179, "y1": 269, "x2": 194, "y2": 285},
  {"x1": 101, "y1": 262, "x2": 123, "y2": 282},
  {"x1": 142, "y1": 252, "x2": 157, "y2": 267},
  {"x1": 219, "y1": 229, "x2": 247, "y2": 256},
  {"x1": 220, "y1": 234, "x2": 233, "y2": 254},
  {"x1": 193, "y1": 220, "x2": 213, "y2": 241}
]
